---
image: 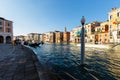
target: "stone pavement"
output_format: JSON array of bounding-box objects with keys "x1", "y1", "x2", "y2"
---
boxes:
[
  {"x1": 0, "y1": 44, "x2": 40, "y2": 80},
  {"x1": 0, "y1": 44, "x2": 104, "y2": 80}
]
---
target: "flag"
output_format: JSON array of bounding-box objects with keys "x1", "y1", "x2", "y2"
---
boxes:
[{"x1": 113, "y1": 21, "x2": 117, "y2": 25}]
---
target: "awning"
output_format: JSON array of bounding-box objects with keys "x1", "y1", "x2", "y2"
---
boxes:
[{"x1": 76, "y1": 29, "x2": 87, "y2": 37}]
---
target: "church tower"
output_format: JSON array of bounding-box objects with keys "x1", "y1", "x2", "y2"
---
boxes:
[{"x1": 65, "y1": 27, "x2": 67, "y2": 32}]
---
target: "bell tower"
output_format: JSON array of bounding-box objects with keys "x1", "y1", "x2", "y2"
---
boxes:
[{"x1": 65, "y1": 27, "x2": 67, "y2": 32}]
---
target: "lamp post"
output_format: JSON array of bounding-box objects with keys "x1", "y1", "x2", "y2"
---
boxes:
[{"x1": 80, "y1": 16, "x2": 85, "y2": 66}]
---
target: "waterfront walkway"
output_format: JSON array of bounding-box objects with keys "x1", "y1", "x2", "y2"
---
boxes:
[{"x1": 0, "y1": 44, "x2": 40, "y2": 80}]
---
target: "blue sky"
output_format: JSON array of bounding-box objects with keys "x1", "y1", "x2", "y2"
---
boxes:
[{"x1": 0, "y1": 0, "x2": 120, "y2": 36}]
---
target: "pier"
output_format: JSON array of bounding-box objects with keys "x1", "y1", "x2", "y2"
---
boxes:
[{"x1": 0, "y1": 44, "x2": 40, "y2": 80}]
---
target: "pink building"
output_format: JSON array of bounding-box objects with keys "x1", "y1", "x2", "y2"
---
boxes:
[{"x1": 0, "y1": 17, "x2": 13, "y2": 43}]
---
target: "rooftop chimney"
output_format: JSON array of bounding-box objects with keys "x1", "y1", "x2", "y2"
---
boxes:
[{"x1": 112, "y1": 7, "x2": 117, "y2": 11}]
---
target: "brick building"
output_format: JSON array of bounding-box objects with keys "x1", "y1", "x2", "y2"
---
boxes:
[
  {"x1": 0, "y1": 17, "x2": 13, "y2": 43},
  {"x1": 63, "y1": 27, "x2": 70, "y2": 43}
]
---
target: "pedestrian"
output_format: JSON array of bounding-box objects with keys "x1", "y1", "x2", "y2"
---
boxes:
[
  {"x1": 11, "y1": 40, "x2": 15, "y2": 48},
  {"x1": 21, "y1": 40, "x2": 24, "y2": 49}
]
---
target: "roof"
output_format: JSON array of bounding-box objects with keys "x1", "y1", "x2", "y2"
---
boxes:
[
  {"x1": 0, "y1": 17, "x2": 5, "y2": 20},
  {"x1": 76, "y1": 30, "x2": 87, "y2": 36},
  {"x1": 0, "y1": 17, "x2": 13, "y2": 22}
]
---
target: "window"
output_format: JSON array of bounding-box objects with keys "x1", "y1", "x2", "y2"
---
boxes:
[
  {"x1": 105, "y1": 39, "x2": 107, "y2": 41},
  {"x1": 110, "y1": 25, "x2": 112, "y2": 28},
  {"x1": 110, "y1": 32, "x2": 112, "y2": 36},
  {"x1": 117, "y1": 12, "x2": 120, "y2": 17},
  {"x1": 110, "y1": 15, "x2": 112, "y2": 20},
  {"x1": 8, "y1": 23, "x2": 10, "y2": 26},
  {"x1": 118, "y1": 31, "x2": 120, "y2": 35},
  {"x1": 105, "y1": 34, "x2": 107, "y2": 36},
  {"x1": 0, "y1": 21, "x2": 2, "y2": 26},
  {"x1": 7, "y1": 28, "x2": 11, "y2": 32},
  {"x1": 0, "y1": 21, "x2": 2, "y2": 25},
  {"x1": 110, "y1": 37, "x2": 112, "y2": 39},
  {"x1": 0, "y1": 27, "x2": 2, "y2": 31},
  {"x1": 105, "y1": 25, "x2": 108, "y2": 32},
  {"x1": 118, "y1": 24, "x2": 120, "y2": 29}
]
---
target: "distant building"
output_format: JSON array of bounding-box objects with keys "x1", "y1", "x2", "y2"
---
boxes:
[
  {"x1": 95, "y1": 21, "x2": 109, "y2": 44},
  {"x1": 0, "y1": 17, "x2": 13, "y2": 43},
  {"x1": 44, "y1": 32, "x2": 51, "y2": 43},
  {"x1": 63, "y1": 27, "x2": 70, "y2": 43},
  {"x1": 91, "y1": 21, "x2": 101, "y2": 34},
  {"x1": 14, "y1": 35, "x2": 26, "y2": 41},
  {"x1": 55, "y1": 31, "x2": 63, "y2": 43},
  {"x1": 85, "y1": 23, "x2": 93, "y2": 43},
  {"x1": 70, "y1": 27, "x2": 79, "y2": 43},
  {"x1": 85, "y1": 22, "x2": 100, "y2": 43},
  {"x1": 27, "y1": 33, "x2": 41, "y2": 43},
  {"x1": 70, "y1": 22, "x2": 100, "y2": 44},
  {"x1": 50, "y1": 32, "x2": 55, "y2": 43},
  {"x1": 41, "y1": 34, "x2": 46, "y2": 42}
]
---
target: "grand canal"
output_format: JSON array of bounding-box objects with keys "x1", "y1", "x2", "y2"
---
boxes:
[{"x1": 30, "y1": 44, "x2": 120, "y2": 80}]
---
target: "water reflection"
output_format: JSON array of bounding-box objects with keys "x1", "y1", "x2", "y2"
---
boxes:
[{"x1": 30, "y1": 44, "x2": 120, "y2": 80}]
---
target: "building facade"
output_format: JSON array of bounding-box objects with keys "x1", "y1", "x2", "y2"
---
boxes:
[
  {"x1": 63, "y1": 27, "x2": 70, "y2": 43},
  {"x1": 44, "y1": 32, "x2": 51, "y2": 43},
  {"x1": 95, "y1": 21, "x2": 109, "y2": 44},
  {"x1": 108, "y1": 8, "x2": 120, "y2": 43},
  {"x1": 14, "y1": 35, "x2": 26, "y2": 41},
  {"x1": 70, "y1": 22, "x2": 100, "y2": 44},
  {"x1": 85, "y1": 23, "x2": 93, "y2": 43},
  {"x1": 27, "y1": 33, "x2": 41, "y2": 43},
  {"x1": 0, "y1": 17, "x2": 13, "y2": 43},
  {"x1": 41, "y1": 34, "x2": 46, "y2": 42},
  {"x1": 49, "y1": 32, "x2": 55, "y2": 43},
  {"x1": 55, "y1": 31, "x2": 63, "y2": 43}
]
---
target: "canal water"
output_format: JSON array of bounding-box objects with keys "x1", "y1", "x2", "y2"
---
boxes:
[{"x1": 30, "y1": 44, "x2": 120, "y2": 80}]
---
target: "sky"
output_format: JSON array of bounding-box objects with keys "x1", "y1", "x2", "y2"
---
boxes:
[{"x1": 0, "y1": 0, "x2": 120, "y2": 36}]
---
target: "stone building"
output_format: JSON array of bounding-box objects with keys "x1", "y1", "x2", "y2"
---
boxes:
[{"x1": 0, "y1": 17, "x2": 13, "y2": 43}]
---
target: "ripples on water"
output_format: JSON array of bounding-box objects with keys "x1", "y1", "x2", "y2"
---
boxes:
[{"x1": 30, "y1": 44, "x2": 120, "y2": 80}]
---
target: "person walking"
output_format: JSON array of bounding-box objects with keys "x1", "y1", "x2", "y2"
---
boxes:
[
  {"x1": 21, "y1": 40, "x2": 24, "y2": 49},
  {"x1": 11, "y1": 40, "x2": 15, "y2": 48}
]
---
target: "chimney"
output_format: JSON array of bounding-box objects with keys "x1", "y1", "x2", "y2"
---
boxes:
[{"x1": 112, "y1": 7, "x2": 117, "y2": 11}]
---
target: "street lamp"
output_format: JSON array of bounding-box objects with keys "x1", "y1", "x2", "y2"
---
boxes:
[{"x1": 80, "y1": 16, "x2": 85, "y2": 66}]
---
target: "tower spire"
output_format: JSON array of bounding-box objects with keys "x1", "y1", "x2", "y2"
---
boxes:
[{"x1": 65, "y1": 27, "x2": 67, "y2": 32}]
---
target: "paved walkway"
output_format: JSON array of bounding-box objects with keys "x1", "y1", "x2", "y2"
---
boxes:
[{"x1": 0, "y1": 44, "x2": 40, "y2": 80}]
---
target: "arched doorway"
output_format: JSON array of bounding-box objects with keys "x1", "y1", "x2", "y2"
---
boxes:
[
  {"x1": 0, "y1": 36, "x2": 4, "y2": 43},
  {"x1": 6, "y1": 36, "x2": 11, "y2": 44}
]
